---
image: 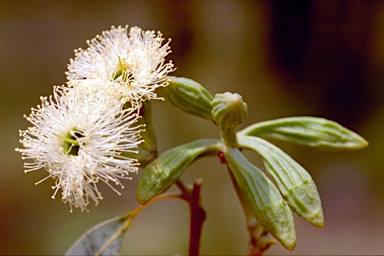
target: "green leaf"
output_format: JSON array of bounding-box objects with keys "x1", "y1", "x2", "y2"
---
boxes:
[
  {"x1": 66, "y1": 213, "x2": 134, "y2": 256},
  {"x1": 225, "y1": 148, "x2": 296, "y2": 250},
  {"x1": 137, "y1": 139, "x2": 221, "y2": 204},
  {"x1": 164, "y1": 76, "x2": 214, "y2": 120},
  {"x1": 239, "y1": 116, "x2": 368, "y2": 150},
  {"x1": 238, "y1": 135, "x2": 324, "y2": 228}
]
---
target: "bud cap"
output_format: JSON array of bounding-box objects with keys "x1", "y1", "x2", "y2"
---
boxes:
[{"x1": 211, "y1": 92, "x2": 247, "y2": 129}]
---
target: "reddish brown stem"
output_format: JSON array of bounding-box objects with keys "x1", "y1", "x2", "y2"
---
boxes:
[
  {"x1": 176, "y1": 179, "x2": 206, "y2": 256},
  {"x1": 188, "y1": 180, "x2": 206, "y2": 256}
]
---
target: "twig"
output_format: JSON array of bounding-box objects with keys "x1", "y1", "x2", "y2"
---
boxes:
[{"x1": 176, "y1": 179, "x2": 206, "y2": 256}]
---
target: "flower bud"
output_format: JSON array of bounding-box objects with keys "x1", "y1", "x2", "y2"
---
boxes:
[
  {"x1": 238, "y1": 135, "x2": 324, "y2": 228},
  {"x1": 225, "y1": 147, "x2": 296, "y2": 250},
  {"x1": 163, "y1": 76, "x2": 214, "y2": 120},
  {"x1": 239, "y1": 116, "x2": 368, "y2": 151},
  {"x1": 211, "y1": 92, "x2": 247, "y2": 129},
  {"x1": 137, "y1": 139, "x2": 221, "y2": 204}
]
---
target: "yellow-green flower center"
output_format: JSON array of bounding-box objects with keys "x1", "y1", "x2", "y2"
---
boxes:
[
  {"x1": 56, "y1": 129, "x2": 84, "y2": 156},
  {"x1": 112, "y1": 56, "x2": 133, "y2": 83}
]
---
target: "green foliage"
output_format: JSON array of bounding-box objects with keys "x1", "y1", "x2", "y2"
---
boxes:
[{"x1": 66, "y1": 213, "x2": 134, "y2": 256}]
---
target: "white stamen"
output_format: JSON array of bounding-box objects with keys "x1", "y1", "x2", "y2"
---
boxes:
[{"x1": 16, "y1": 84, "x2": 143, "y2": 212}]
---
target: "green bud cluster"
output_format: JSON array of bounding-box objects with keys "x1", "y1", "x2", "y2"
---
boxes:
[{"x1": 137, "y1": 76, "x2": 368, "y2": 251}]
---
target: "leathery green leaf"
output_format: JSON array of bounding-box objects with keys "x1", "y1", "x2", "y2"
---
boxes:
[
  {"x1": 225, "y1": 148, "x2": 296, "y2": 250},
  {"x1": 239, "y1": 116, "x2": 368, "y2": 150},
  {"x1": 137, "y1": 139, "x2": 221, "y2": 204},
  {"x1": 238, "y1": 135, "x2": 324, "y2": 228},
  {"x1": 66, "y1": 213, "x2": 134, "y2": 256}
]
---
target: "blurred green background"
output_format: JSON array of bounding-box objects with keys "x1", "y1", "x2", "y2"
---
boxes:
[{"x1": 2, "y1": 0, "x2": 384, "y2": 255}]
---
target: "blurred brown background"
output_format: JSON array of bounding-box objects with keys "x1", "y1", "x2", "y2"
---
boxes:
[{"x1": 1, "y1": 0, "x2": 384, "y2": 255}]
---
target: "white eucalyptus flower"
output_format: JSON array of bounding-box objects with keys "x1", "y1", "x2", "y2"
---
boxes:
[
  {"x1": 66, "y1": 25, "x2": 174, "y2": 107},
  {"x1": 16, "y1": 85, "x2": 143, "y2": 212}
]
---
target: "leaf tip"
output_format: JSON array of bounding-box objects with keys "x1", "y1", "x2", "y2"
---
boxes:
[
  {"x1": 354, "y1": 135, "x2": 369, "y2": 149},
  {"x1": 313, "y1": 219, "x2": 325, "y2": 228},
  {"x1": 307, "y1": 210, "x2": 324, "y2": 228},
  {"x1": 280, "y1": 233, "x2": 296, "y2": 251}
]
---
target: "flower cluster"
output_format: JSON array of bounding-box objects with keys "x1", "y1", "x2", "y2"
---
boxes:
[
  {"x1": 16, "y1": 26, "x2": 174, "y2": 212},
  {"x1": 67, "y1": 25, "x2": 174, "y2": 107}
]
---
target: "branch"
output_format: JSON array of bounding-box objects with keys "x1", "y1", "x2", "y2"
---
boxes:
[{"x1": 176, "y1": 179, "x2": 206, "y2": 256}]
